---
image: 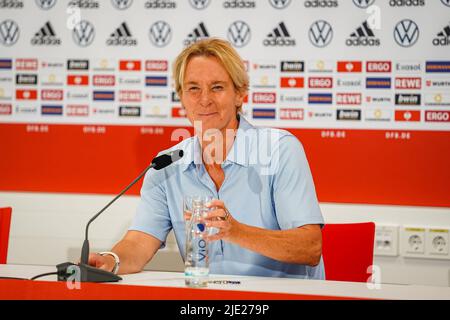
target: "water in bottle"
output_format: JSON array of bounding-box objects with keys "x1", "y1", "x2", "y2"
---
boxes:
[{"x1": 184, "y1": 198, "x2": 209, "y2": 287}]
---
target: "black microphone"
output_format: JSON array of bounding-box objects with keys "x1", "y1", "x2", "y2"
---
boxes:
[{"x1": 56, "y1": 149, "x2": 184, "y2": 283}]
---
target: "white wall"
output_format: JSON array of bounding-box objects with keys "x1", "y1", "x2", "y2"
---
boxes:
[{"x1": 1, "y1": 191, "x2": 449, "y2": 287}]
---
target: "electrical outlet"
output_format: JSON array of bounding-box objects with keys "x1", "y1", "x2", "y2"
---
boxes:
[
  {"x1": 374, "y1": 225, "x2": 399, "y2": 257},
  {"x1": 401, "y1": 227, "x2": 426, "y2": 257},
  {"x1": 426, "y1": 228, "x2": 449, "y2": 259}
]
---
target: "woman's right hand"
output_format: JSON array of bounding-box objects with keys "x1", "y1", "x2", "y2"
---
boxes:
[{"x1": 87, "y1": 253, "x2": 115, "y2": 272}]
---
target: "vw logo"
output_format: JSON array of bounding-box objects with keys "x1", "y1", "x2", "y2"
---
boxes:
[
  {"x1": 0, "y1": 20, "x2": 20, "y2": 47},
  {"x1": 149, "y1": 21, "x2": 172, "y2": 47},
  {"x1": 111, "y1": 0, "x2": 133, "y2": 10},
  {"x1": 35, "y1": 0, "x2": 57, "y2": 10},
  {"x1": 441, "y1": 0, "x2": 450, "y2": 7},
  {"x1": 269, "y1": 0, "x2": 291, "y2": 9},
  {"x1": 394, "y1": 19, "x2": 419, "y2": 47},
  {"x1": 72, "y1": 20, "x2": 95, "y2": 47},
  {"x1": 189, "y1": 0, "x2": 210, "y2": 10},
  {"x1": 352, "y1": 0, "x2": 375, "y2": 8},
  {"x1": 227, "y1": 21, "x2": 251, "y2": 48},
  {"x1": 309, "y1": 20, "x2": 333, "y2": 48}
]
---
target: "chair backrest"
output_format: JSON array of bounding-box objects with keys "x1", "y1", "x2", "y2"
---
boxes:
[
  {"x1": 0, "y1": 207, "x2": 12, "y2": 264},
  {"x1": 322, "y1": 222, "x2": 375, "y2": 283}
]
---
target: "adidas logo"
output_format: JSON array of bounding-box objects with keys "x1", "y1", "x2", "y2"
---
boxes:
[
  {"x1": 106, "y1": 22, "x2": 137, "y2": 46},
  {"x1": 183, "y1": 22, "x2": 209, "y2": 46},
  {"x1": 433, "y1": 23, "x2": 450, "y2": 46},
  {"x1": 346, "y1": 20, "x2": 380, "y2": 46},
  {"x1": 31, "y1": 21, "x2": 61, "y2": 45},
  {"x1": 263, "y1": 22, "x2": 296, "y2": 46}
]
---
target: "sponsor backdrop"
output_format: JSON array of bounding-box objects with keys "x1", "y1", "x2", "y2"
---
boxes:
[{"x1": 0, "y1": 0, "x2": 449, "y2": 206}]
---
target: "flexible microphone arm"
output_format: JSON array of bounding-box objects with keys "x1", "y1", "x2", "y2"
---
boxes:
[{"x1": 80, "y1": 149, "x2": 184, "y2": 266}]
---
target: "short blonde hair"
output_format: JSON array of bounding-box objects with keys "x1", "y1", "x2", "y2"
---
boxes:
[{"x1": 173, "y1": 38, "x2": 249, "y2": 113}]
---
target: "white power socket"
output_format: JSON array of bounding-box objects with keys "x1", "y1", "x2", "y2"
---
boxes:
[
  {"x1": 374, "y1": 225, "x2": 399, "y2": 257},
  {"x1": 401, "y1": 226, "x2": 426, "y2": 257},
  {"x1": 426, "y1": 228, "x2": 449, "y2": 259}
]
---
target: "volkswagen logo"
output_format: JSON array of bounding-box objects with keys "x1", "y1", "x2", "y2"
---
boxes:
[
  {"x1": 111, "y1": 0, "x2": 133, "y2": 10},
  {"x1": 352, "y1": 0, "x2": 375, "y2": 8},
  {"x1": 394, "y1": 19, "x2": 419, "y2": 47},
  {"x1": 35, "y1": 0, "x2": 57, "y2": 10},
  {"x1": 269, "y1": 0, "x2": 291, "y2": 9},
  {"x1": 309, "y1": 20, "x2": 333, "y2": 48},
  {"x1": 227, "y1": 21, "x2": 251, "y2": 48},
  {"x1": 441, "y1": 0, "x2": 450, "y2": 7},
  {"x1": 0, "y1": 20, "x2": 20, "y2": 47},
  {"x1": 72, "y1": 20, "x2": 95, "y2": 47},
  {"x1": 189, "y1": 0, "x2": 210, "y2": 10},
  {"x1": 149, "y1": 21, "x2": 172, "y2": 47}
]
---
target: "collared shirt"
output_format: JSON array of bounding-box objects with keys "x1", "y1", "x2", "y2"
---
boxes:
[{"x1": 129, "y1": 115, "x2": 325, "y2": 279}]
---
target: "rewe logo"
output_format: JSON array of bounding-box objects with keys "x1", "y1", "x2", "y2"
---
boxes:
[
  {"x1": 395, "y1": 77, "x2": 421, "y2": 90},
  {"x1": 336, "y1": 93, "x2": 362, "y2": 105},
  {"x1": 31, "y1": 21, "x2": 61, "y2": 45},
  {"x1": 264, "y1": 22, "x2": 295, "y2": 46},
  {"x1": 184, "y1": 22, "x2": 209, "y2": 46},
  {"x1": 280, "y1": 108, "x2": 304, "y2": 120},
  {"x1": 347, "y1": 21, "x2": 380, "y2": 46},
  {"x1": 433, "y1": 23, "x2": 450, "y2": 46},
  {"x1": 107, "y1": 22, "x2": 137, "y2": 46},
  {"x1": 309, "y1": 20, "x2": 333, "y2": 48},
  {"x1": 35, "y1": 0, "x2": 57, "y2": 10},
  {"x1": 394, "y1": 19, "x2": 419, "y2": 47}
]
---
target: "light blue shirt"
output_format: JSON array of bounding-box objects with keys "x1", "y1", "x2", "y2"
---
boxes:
[{"x1": 129, "y1": 115, "x2": 325, "y2": 279}]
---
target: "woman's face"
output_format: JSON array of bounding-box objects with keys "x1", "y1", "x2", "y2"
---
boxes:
[{"x1": 180, "y1": 55, "x2": 244, "y2": 134}]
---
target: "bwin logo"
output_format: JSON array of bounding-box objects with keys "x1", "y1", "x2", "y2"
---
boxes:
[
  {"x1": 228, "y1": 21, "x2": 251, "y2": 48},
  {"x1": 347, "y1": 20, "x2": 380, "y2": 46},
  {"x1": 35, "y1": 0, "x2": 57, "y2": 10},
  {"x1": 72, "y1": 20, "x2": 95, "y2": 47},
  {"x1": 0, "y1": 20, "x2": 20, "y2": 47},
  {"x1": 189, "y1": 0, "x2": 210, "y2": 9},
  {"x1": 149, "y1": 21, "x2": 171, "y2": 47},
  {"x1": 394, "y1": 19, "x2": 419, "y2": 47},
  {"x1": 309, "y1": 20, "x2": 333, "y2": 48},
  {"x1": 353, "y1": 0, "x2": 375, "y2": 8},
  {"x1": 441, "y1": 0, "x2": 450, "y2": 6},
  {"x1": 269, "y1": 0, "x2": 291, "y2": 9},
  {"x1": 111, "y1": 0, "x2": 133, "y2": 10},
  {"x1": 264, "y1": 22, "x2": 295, "y2": 46}
]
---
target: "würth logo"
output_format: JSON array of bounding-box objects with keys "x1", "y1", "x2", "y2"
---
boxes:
[
  {"x1": 31, "y1": 21, "x2": 61, "y2": 46},
  {"x1": 433, "y1": 23, "x2": 450, "y2": 46},
  {"x1": 184, "y1": 22, "x2": 209, "y2": 46},
  {"x1": 264, "y1": 22, "x2": 295, "y2": 46},
  {"x1": 107, "y1": 22, "x2": 137, "y2": 46},
  {"x1": 347, "y1": 20, "x2": 380, "y2": 46}
]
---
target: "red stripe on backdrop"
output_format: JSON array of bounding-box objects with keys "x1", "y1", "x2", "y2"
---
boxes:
[{"x1": 0, "y1": 123, "x2": 449, "y2": 207}]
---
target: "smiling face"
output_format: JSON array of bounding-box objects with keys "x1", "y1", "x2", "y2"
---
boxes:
[{"x1": 180, "y1": 55, "x2": 244, "y2": 134}]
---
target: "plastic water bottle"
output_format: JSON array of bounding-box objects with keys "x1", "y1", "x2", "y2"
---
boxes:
[{"x1": 184, "y1": 198, "x2": 209, "y2": 287}]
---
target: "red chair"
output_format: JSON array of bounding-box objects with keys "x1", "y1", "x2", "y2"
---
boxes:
[
  {"x1": 0, "y1": 207, "x2": 12, "y2": 264},
  {"x1": 322, "y1": 222, "x2": 375, "y2": 283}
]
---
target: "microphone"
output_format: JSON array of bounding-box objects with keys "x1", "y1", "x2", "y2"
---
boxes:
[{"x1": 56, "y1": 149, "x2": 184, "y2": 283}]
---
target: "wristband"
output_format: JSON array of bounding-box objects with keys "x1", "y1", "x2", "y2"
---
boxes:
[{"x1": 98, "y1": 251, "x2": 120, "y2": 275}]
